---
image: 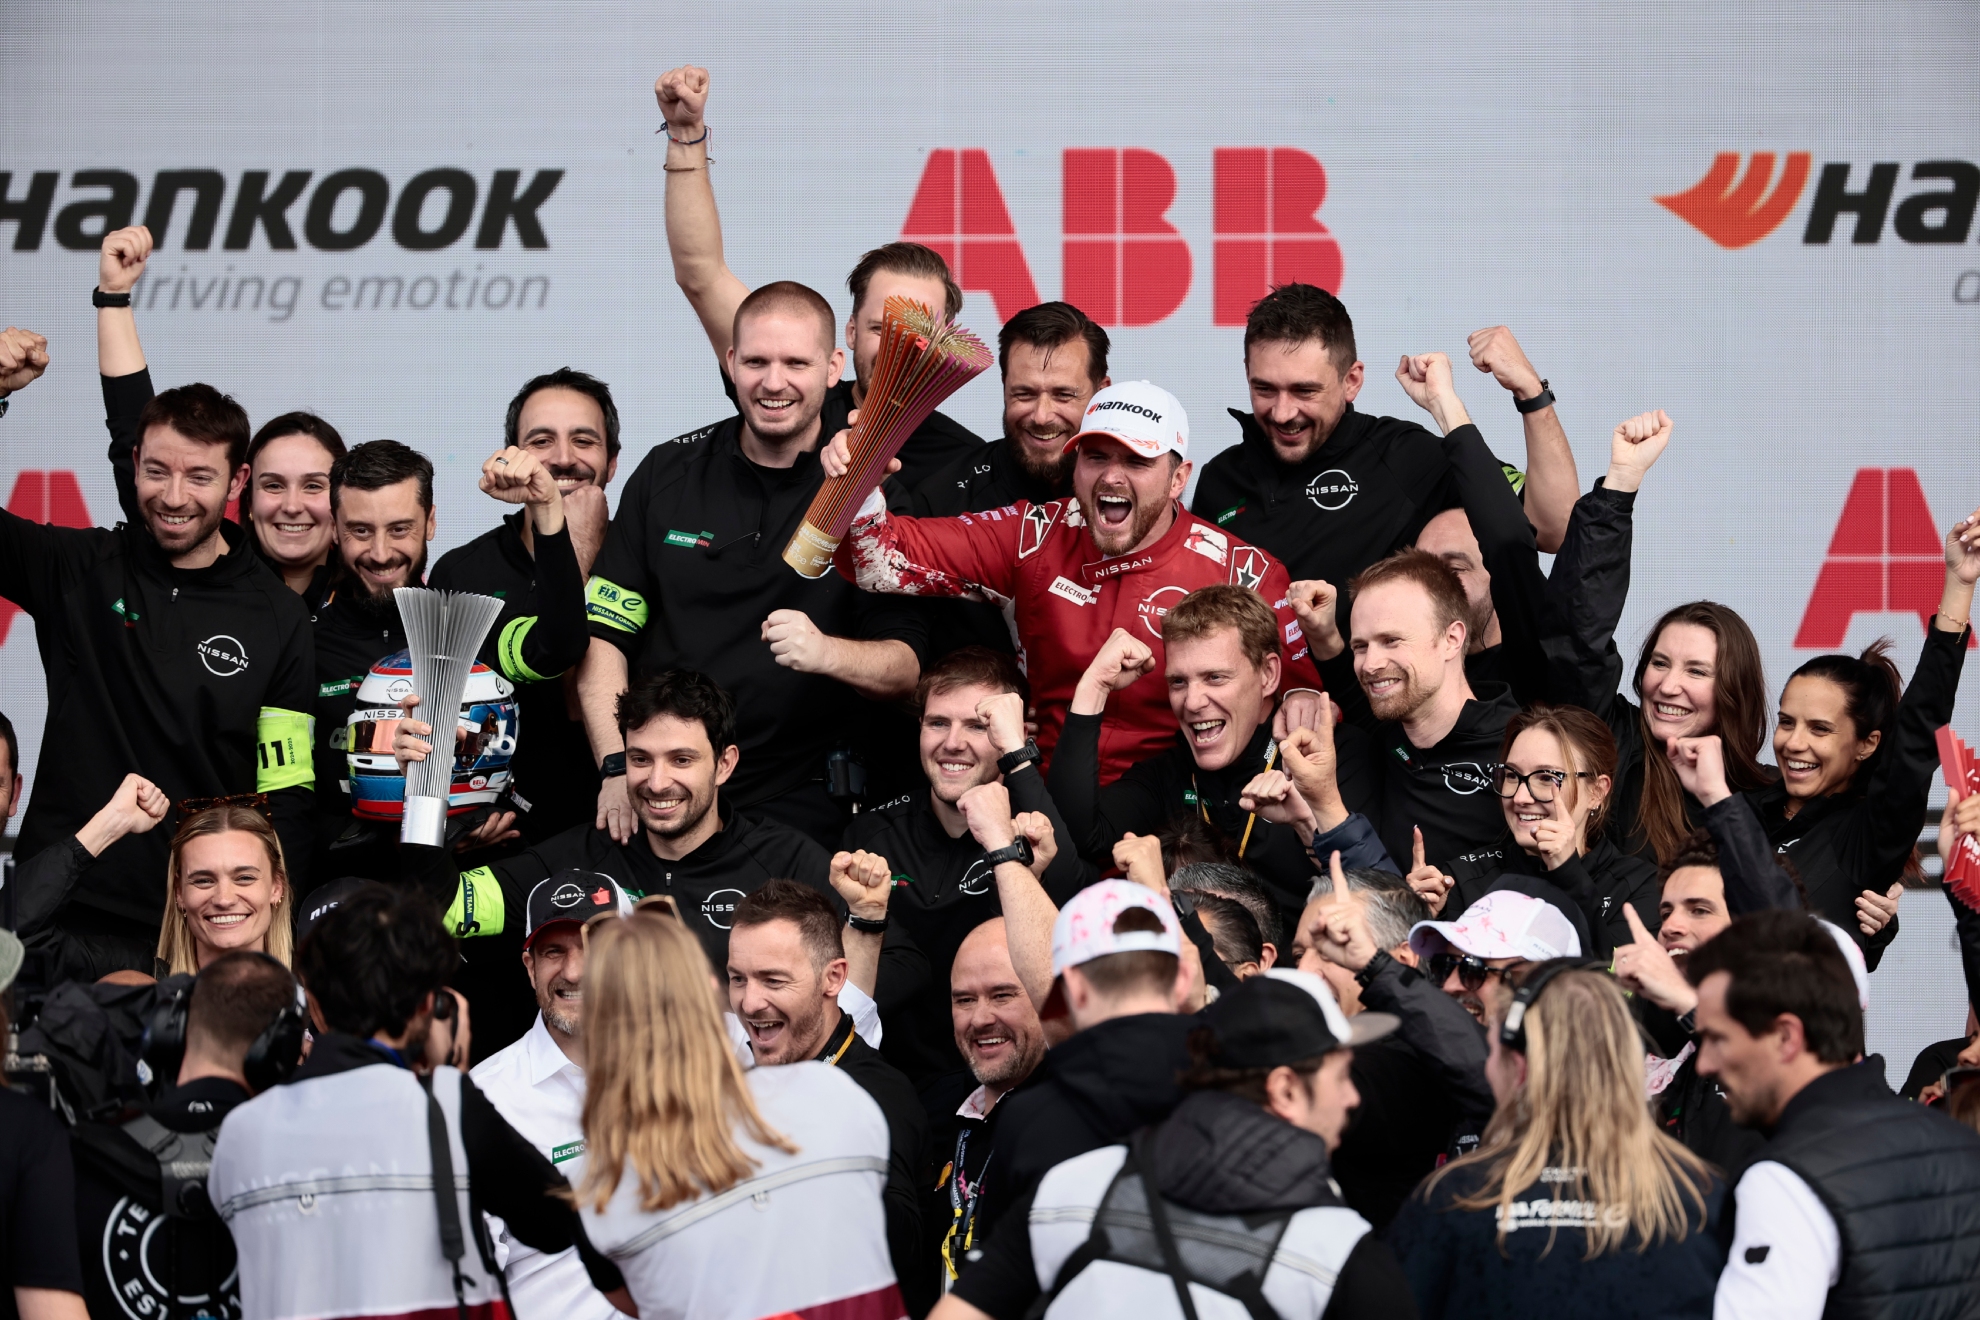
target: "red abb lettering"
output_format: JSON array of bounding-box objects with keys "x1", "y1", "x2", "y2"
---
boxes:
[
  {"x1": 1795, "y1": 467, "x2": 1972, "y2": 649},
  {"x1": 1062, "y1": 148, "x2": 1192, "y2": 327},
  {"x1": 900, "y1": 149, "x2": 1041, "y2": 322},
  {"x1": 1212, "y1": 148, "x2": 1343, "y2": 324},
  {"x1": 0, "y1": 470, "x2": 93, "y2": 645}
]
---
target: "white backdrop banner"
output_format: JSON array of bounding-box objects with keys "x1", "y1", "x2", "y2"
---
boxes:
[{"x1": 3, "y1": 1, "x2": 1978, "y2": 1047}]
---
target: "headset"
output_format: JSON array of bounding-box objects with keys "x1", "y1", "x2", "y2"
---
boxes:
[
  {"x1": 142, "y1": 951, "x2": 308, "y2": 1095},
  {"x1": 1498, "y1": 958, "x2": 1604, "y2": 1053}
]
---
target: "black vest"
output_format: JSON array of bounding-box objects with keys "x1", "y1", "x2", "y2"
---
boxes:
[{"x1": 1762, "y1": 1063, "x2": 1980, "y2": 1319}]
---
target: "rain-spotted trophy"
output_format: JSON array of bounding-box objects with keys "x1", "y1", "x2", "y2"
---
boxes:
[{"x1": 394, "y1": 587, "x2": 507, "y2": 846}]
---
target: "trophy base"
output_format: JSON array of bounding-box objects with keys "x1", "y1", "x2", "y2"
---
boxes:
[
  {"x1": 782, "y1": 520, "x2": 842, "y2": 579},
  {"x1": 401, "y1": 795, "x2": 448, "y2": 848}
]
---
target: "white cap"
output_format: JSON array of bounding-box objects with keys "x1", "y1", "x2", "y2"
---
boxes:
[
  {"x1": 1817, "y1": 919, "x2": 1872, "y2": 1012},
  {"x1": 1408, "y1": 889, "x2": 1583, "y2": 963},
  {"x1": 1262, "y1": 968, "x2": 1401, "y2": 1047},
  {"x1": 1065, "y1": 380, "x2": 1189, "y2": 460},
  {"x1": 1051, "y1": 879, "x2": 1183, "y2": 978}
]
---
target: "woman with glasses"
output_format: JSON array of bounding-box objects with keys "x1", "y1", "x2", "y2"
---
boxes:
[
  {"x1": 155, "y1": 802, "x2": 295, "y2": 978},
  {"x1": 1419, "y1": 704, "x2": 1656, "y2": 957},
  {"x1": 575, "y1": 907, "x2": 903, "y2": 1320},
  {"x1": 1388, "y1": 962, "x2": 1727, "y2": 1317}
]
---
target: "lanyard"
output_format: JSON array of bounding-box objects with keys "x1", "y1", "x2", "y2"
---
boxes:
[
  {"x1": 820, "y1": 1024, "x2": 855, "y2": 1067},
  {"x1": 940, "y1": 1124, "x2": 991, "y2": 1284},
  {"x1": 1193, "y1": 738, "x2": 1277, "y2": 859}
]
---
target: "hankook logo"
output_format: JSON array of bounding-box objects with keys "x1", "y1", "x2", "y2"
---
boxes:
[
  {"x1": 1089, "y1": 399, "x2": 1163, "y2": 422},
  {"x1": 1306, "y1": 469, "x2": 1358, "y2": 511},
  {"x1": 196, "y1": 633, "x2": 249, "y2": 676}
]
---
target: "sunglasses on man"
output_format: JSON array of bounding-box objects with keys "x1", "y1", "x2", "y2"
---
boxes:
[{"x1": 1428, "y1": 950, "x2": 1525, "y2": 992}]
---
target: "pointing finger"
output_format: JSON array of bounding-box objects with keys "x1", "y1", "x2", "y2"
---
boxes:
[
  {"x1": 1329, "y1": 850, "x2": 1346, "y2": 901},
  {"x1": 1412, "y1": 826, "x2": 1426, "y2": 871},
  {"x1": 1621, "y1": 902, "x2": 1653, "y2": 944}
]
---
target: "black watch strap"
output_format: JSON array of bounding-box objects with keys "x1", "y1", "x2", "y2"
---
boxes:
[
  {"x1": 996, "y1": 740, "x2": 1041, "y2": 776},
  {"x1": 599, "y1": 751, "x2": 627, "y2": 778},
  {"x1": 1355, "y1": 949, "x2": 1394, "y2": 988},
  {"x1": 846, "y1": 912, "x2": 889, "y2": 934},
  {"x1": 1514, "y1": 380, "x2": 1555, "y2": 414},
  {"x1": 981, "y1": 836, "x2": 1033, "y2": 869},
  {"x1": 92, "y1": 288, "x2": 133, "y2": 308},
  {"x1": 1676, "y1": 1006, "x2": 1698, "y2": 1036}
]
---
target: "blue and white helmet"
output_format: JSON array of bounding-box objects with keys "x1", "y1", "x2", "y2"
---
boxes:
[{"x1": 346, "y1": 649, "x2": 519, "y2": 821}]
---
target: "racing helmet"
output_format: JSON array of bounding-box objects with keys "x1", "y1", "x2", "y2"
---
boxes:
[{"x1": 346, "y1": 649, "x2": 519, "y2": 821}]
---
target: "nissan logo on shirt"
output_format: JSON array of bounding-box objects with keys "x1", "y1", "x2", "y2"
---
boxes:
[
  {"x1": 1442, "y1": 762, "x2": 1493, "y2": 795},
  {"x1": 1306, "y1": 469, "x2": 1359, "y2": 511},
  {"x1": 196, "y1": 634, "x2": 250, "y2": 676},
  {"x1": 957, "y1": 859, "x2": 994, "y2": 897},
  {"x1": 701, "y1": 888, "x2": 745, "y2": 929}
]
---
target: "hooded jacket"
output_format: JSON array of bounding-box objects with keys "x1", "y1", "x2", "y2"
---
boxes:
[{"x1": 1444, "y1": 835, "x2": 1657, "y2": 957}]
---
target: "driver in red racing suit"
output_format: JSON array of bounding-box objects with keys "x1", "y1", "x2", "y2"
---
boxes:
[{"x1": 832, "y1": 380, "x2": 1322, "y2": 784}]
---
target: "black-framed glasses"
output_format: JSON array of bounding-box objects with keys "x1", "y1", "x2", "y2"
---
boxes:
[
  {"x1": 1489, "y1": 766, "x2": 1595, "y2": 803},
  {"x1": 1429, "y1": 951, "x2": 1523, "y2": 992}
]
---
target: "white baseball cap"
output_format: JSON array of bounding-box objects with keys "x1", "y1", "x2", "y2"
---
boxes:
[
  {"x1": 1051, "y1": 879, "x2": 1183, "y2": 978},
  {"x1": 1408, "y1": 889, "x2": 1583, "y2": 963},
  {"x1": 1065, "y1": 380, "x2": 1189, "y2": 460}
]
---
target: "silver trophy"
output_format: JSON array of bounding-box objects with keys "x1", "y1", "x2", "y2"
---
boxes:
[{"x1": 394, "y1": 587, "x2": 507, "y2": 847}]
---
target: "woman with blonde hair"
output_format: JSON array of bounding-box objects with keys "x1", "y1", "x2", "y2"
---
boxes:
[
  {"x1": 1388, "y1": 962, "x2": 1727, "y2": 1317},
  {"x1": 156, "y1": 804, "x2": 294, "y2": 977},
  {"x1": 575, "y1": 908, "x2": 902, "y2": 1320}
]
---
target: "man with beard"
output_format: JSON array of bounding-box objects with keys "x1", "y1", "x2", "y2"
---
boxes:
[
  {"x1": 579, "y1": 281, "x2": 925, "y2": 849},
  {"x1": 470, "y1": 871, "x2": 631, "y2": 1320},
  {"x1": 315, "y1": 440, "x2": 574, "y2": 880},
  {"x1": 833, "y1": 381, "x2": 1322, "y2": 782},
  {"x1": 908, "y1": 304, "x2": 1112, "y2": 658},
  {"x1": 655, "y1": 64, "x2": 983, "y2": 494},
  {"x1": 726, "y1": 879, "x2": 931, "y2": 1316},
  {"x1": 0, "y1": 350, "x2": 315, "y2": 979},
  {"x1": 843, "y1": 646, "x2": 1090, "y2": 1088},
  {"x1": 1288, "y1": 548, "x2": 1521, "y2": 865},
  {"x1": 430, "y1": 370, "x2": 618, "y2": 845},
  {"x1": 1190, "y1": 284, "x2": 1579, "y2": 585}
]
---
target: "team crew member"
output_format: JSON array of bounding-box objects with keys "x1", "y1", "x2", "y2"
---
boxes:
[
  {"x1": 471, "y1": 873, "x2": 631, "y2": 1320},
  {"x1": 844, "y1": 647, "x2": 1090, "y2": 1086},
  {"x1": 69, "y1": 951, "x2": 300, "y2": 1320},
  {"x1": 1406, "y1": 890, "x2": 1584, "y2": 1021},
  {"x1": 1387, "y1": 963, "x2": 1728, "y2": 1317},
  {"x1": 1691, "y1": 911, "x2": 1980, "y2": 1318},
  {"x1": 430, "y1": 369, "x2": 620, "y2": 845},
  {"x1": 1291, "y1": 549, "x2": 1521, "y2": 867},
  {"x1": 925, "y1": 918, "x2": 1049, "y2": 1297},
  {"x1": 835, "y1": 381, "x2": 1322, "y2": 780},
  {"x1": 1190, "y1": 286, "x2": 1577, "y2": 587},
  {"x1": 214, "y1": 883, "x2": 630, "y2": 1320},
  {"x1": 579, "y1": 282, "x2": 924, "y2": 848},
  {"x1": 1053, "y1": 586, "x2": 1322, "y2": 924},
  {"x1": 726, "y1": 880, "x2": 932, "y2": 1316},
  {"x1": 1740, "y1": 507, "x2": 1976, "y2": 963},
  {"x1": 0, "y1": 357, "x2": 315, "y2": 981},
  {"x1": 400, "y1": 670, "x2": 834, "y2": 969},
  {"x1": 930, "y1": 971, "x2": 1411, "y2": 1320},
  {"x1": 655, "y1": 63, "x2": 982, "y2": 494}
]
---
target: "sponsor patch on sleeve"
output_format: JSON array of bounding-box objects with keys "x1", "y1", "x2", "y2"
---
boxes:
[{"x1": 585, "y1": 576, "x2": 648, "y2": 634}]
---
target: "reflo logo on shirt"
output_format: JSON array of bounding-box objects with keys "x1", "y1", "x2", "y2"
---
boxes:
[
  {"x1": 1305, "y1": 469, "x2": 1359, "y2": 511},
  {"x1": 196, "y1": 634, "x2": 250, "y2": 676}
]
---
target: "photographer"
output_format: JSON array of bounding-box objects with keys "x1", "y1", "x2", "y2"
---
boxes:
[{"x1": 0, "y1": 928, "x2": 89, "y2": 1320}]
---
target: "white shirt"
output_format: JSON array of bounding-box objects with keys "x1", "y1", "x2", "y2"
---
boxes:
[
  {"x1": 471, "y1": 1015, "x2": 620, "y2": 1320},
  {"x1": 1713, "y1": 1160, "x2": 1841, "y2": 1320}
]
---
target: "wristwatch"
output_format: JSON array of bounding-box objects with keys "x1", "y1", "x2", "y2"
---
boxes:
[
  {"x1": 92, "y1": 287, "x2": 133, "y2": 308},
  {"x1": 996, "y1": 740, "x2": 1041, "y2": 777},
  {"x1": 846, "y1": 912, "x2": 889, "y2": 934},
  {"x1": 1676, "y1": 1006, "x2": 1698, "y2": 1036},
  {"x1": 599, "y1": 752, "x2": 627, "y2": 779},
  {"x1": 1514, "y1": 379, "x2": 1555, "y2": 414},
  {"x1": 981, "y1": 836, "x2": 1034, "y2": 869}
]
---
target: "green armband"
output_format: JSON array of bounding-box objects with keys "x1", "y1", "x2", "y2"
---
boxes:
[
  {"x1": 496, "y1": 615, "x2": 555, "y2": 684},
  {"x1": 585, "y1": 576, "x2": 648, "y2": 635},
  {"x1": 446, "y1": 866, "x2": 506, "y2": 938},
  {"x1": 1500, "y1": 463, "x2": 1527, "y2": 497},
  {"x1": 255, "y1": 708, "x2": 315, "y2": 792}
]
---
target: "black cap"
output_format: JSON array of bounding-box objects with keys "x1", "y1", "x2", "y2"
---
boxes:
[
  {"x1": 1199, "y1": 972, "x2": 1395, "y2": 1068},
  {"x1": 525, "y1": 869, "x2": 625, "y2": 947},
  {"x1": 294, "y1": 876, "x2": 373, "y2": 947}
]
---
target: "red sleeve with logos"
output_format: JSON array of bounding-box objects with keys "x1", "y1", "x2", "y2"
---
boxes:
[{"x1": 834, "y1": 501, "x2": 1031, "y2": 603}]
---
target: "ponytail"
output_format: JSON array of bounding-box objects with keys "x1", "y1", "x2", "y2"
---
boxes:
[{"x1": 1784, "y1": 637, "x2": 1904, "y2": 786}]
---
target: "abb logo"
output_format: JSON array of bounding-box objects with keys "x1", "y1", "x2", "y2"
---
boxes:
[
  {"x1": 1659, "y1": 153, "x2": 1980, "y2": 249},
  {"x1": 900, "y1": 147, "x2": 1342, "y2": 327},
  {"x1": 0, "y1": 470, "x2": 92, "y2": 645},
  {"x1": 1796, "y1": 468, "x2": 1973, "y2": 650}
]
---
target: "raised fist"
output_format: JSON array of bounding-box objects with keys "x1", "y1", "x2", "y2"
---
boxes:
[
  {"x1": 1112, "y1": 832, "x2": 1169, "y2": 896},
  {"x1": 1465, "y1": 326, "x2": 1544, "y2": 401},
  {"x1": 1394, "y1": 352, "x2": 1457, "y2": 411},
  {"x1": 977, "y1": 691, "x2": 1029, "y2": 757},
  {"x1": 655, "y1": 65, "x2": 710, "y2": 134},
  {"x1": 957, "y1": 781, "x2": 1017, "y2": 850},
  {"x1": 99, "y1": 225, "x2": 153, "y2": 295},
  {"x1": 1081, "y1": 628, "x2": 1157, "y2": 695},
  {"x1": 479, "y1": 447, "x2": 560, "y2": 507},
  {"x1": 1285, "y1": 581, "x2": 1342, "y2": 660},
  {"x1": 0, "y1": 327, "x2": 49, "y2": 396},
  {"x1": 830, "y1": 849, "x2": 894, "y2": 921},
  {"x1": 1605, "y1": 410, "x2": 1674, "y2": 494},
  {"x1": 1012, "y1": 810, "x2": 1059, "y2": 878},
  {"x1": 1666, "y1": 735, "x2": 1730, "y2": 807}
]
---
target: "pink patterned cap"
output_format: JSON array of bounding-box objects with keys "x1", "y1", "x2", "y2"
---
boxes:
[
  {"x1": 1408, "y1": 889, "x2": 1582, "y2": 963},
  {"x1": 1051, "y1": 879, "x2": 1182, "y2": 978}
]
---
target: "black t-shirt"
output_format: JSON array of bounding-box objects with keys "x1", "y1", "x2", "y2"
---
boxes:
[
  {"x1": 0, "y1": 1087, "x2": 86, "y2": 1319},
  {"x1": 1386, "y1": 1158, "x2": 1727, "y2": 1319},
  {"x1": 70, "y1": 1077, "x2": 248, "y2": 1320}
]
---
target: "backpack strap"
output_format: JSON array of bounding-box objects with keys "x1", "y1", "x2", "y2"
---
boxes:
[
  {"x1": 1129, "y1": 1132, "x2": 1202, "y2": 1320},
  {"x1": 418, "y1": 1072, "x2": 472, "y2": 1320},
  {"x1": 1024, "y1": 1155, "x2": 1134, "y2": 1320}
]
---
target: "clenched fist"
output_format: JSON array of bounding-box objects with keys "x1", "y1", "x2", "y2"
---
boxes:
[
  {"x1": 655, "y1": 65, "x2": 710, "y2": 135},
  {"x1": 0, "y1": 327, "x2": 48, "y2": 396},
  {"x1": 1285, "y1": 581, "x2": 1342, "y2": 660},
  {"x1": 99, "y1": 225, "x2": 153, "y2": 295},
  {"x1": 830, "y1": 849, "x2": 894, "y2": 921},
  {"x1": 1604, "y1": 410, "x2": 1673, "y2": 494},
  {"x1": 1465, "y1": 326, "x2": 1544, "y2": 401},
  {"x1": 1072, "y1": 628, "x2": 1157, "y2": 713}
]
